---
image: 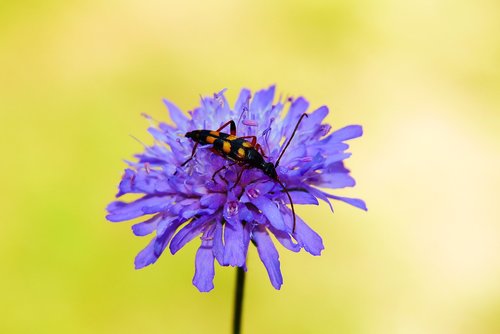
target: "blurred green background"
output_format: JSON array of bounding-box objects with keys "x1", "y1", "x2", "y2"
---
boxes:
[{"x1": 1, "y1": 0, "x2": 499, "y2": 333}]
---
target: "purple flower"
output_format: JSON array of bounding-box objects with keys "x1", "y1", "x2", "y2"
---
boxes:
[{"x1": 107, "y1": 86, "x2": 366, "y2": 292}]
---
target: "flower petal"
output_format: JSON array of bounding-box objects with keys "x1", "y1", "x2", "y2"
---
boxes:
[
  {"x1": 156, "y1": 215, "x2": 178, "y2": 236},
  {"x1": 296, "y1": 105, "x2": 329, "y2": 140},
  {"x1": 324, "y1": 153, "x2": 352, "y2": 165},
  {"x1": 293, "y1": 215, "x2": 324, "y2": 256},
  {"x1": 163, "y1": 98, "x2": 189, "y2": 130},
  {"x1": 325, "y1": 194, "x2": 368, "y2": 211},
  {"x1": 288, "y1": 190, "x2": 319, "y2": 205},
  {"x1": 134, "y1": 237, "x2": 158, "y2": 269},
  {"x1": 200, "y1": 193, "x2": 226, "y2": 209},
  {"x1": 250, "y1": 196, "x2": 286, "y2": 231},
  {"x1": 193, "y1": 240, "x2": 215, "y2": 292},
  {"x1": 268, "y1": 226, "x2": 301, "y2": 252},
  {"x1": 234, "y1": 88, "x2": 251, "y2": 114},
  {"x1": 283, "y1": 97, "x2": 309, "y2": 129},
  {"x1": 253, "y1": 226, "x2": 283, "y2": 289},
  {"x1": 250, "y1": 85, "x2": 275, "y2": 115},
  {"x1": 213, "y1": 221, "x2": 225, "y2": 265},
  {"x1": 170, "y1": 215, "x2": 213, "y2": 254},
  {"x1": 319, "y1": 173, "x2": 356, "y2": 188},
  {"x1": 223, "y1": 221, "x2": 246, "y2": 267},
  {"x1": 154, "y1": 220, "x2": 180, "y2": 257},
  {"x1": 106, "y1": 196, "x2": 169, "y2": 222},
  {"x1": 304, "y1": 186, "x2": 334, "y2": 211},
  {"x1": 307, "y1": 105, "x2": 329, "y2": 127},
  {"x1": 328, "y1": 125, "x2": 363, "y2": 142},
  {"x1": 132, "y1": 215, "x2": 160, "y2": 236}
]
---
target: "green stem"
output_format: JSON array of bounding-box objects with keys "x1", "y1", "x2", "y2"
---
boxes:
[{"x1": 232, "y1": 266, "x2": 246, "y2": 334}]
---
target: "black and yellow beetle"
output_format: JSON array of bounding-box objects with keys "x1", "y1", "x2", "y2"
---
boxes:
[{"x1": 181, "y1": 114, "x2": 308, "y2": 232}]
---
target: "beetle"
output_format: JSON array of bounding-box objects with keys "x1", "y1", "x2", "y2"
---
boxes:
[{"x1": 181, "y1": 113, "x2": 308, "y2": 232}]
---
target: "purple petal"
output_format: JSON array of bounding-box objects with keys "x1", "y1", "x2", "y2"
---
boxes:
[
  {"x1": 213, "y1": 221, "x2": 225, "y2": 265},
  {"x1": 304, "y1": 186, "x2": 334, "y2": 211},
  {"x1": 241, "y1": 222, "x2": 252, "y2": 271},
  {"x1": 250, "y1": 85, "x2": 275, "y2": 113},
  {"x1": 325, "y1": 194, "x2": 368, "y2": 211},
  {"x1": 116, "y1": 169, "x2": 136, "y2": 196},
  {"x1": 307, "y1": 105, "x2": 329, "y2": 126},
  {"x1": 131, "y1": 215, "x2": 160, "y2": 236},
  {"x1": 223, "y1": 222, "x2": 246, "y2": 267},
  {"x1": 319, "y1": 173, "x2": 356, "y2": 188},
  {"x1": 163, "y1": 98, "x2": 189, "y2": 130},
  {"x1": 106, "y1": 196, "x2": 169, "y2": 222},
  {"x1": 238, "y1": 205, "x2": 254, "y2": 223},
  {"x1": 293, "y1": 215, "x2": 324, "y2": 256},
  {"x1": 156, "y1": 215, "x2": 178, "y2": 236},
  {"x1": 200, "y1": 193, "x2": 226, "y2": 209},
  {"x1": 325, "y1": 153, "x2": 352, "y2": 165},
  {"x1": 244, "y1": 181, "x2": 275, "y2": 199},
  {"x1": 234, "y1": 88, "x2": 251, "y2": 114},
  {"x1": 135, "y1": 237, "x2": 158, "y2": 269},
  {"x1": 170, "y1": 215, "x2": 213, "y2": 254},
  {"x1": 148, "y1": 127, "x2": 169, "y2": 143},
  {"x1": 251, "y1": 196, "x2": 286, "y2": 231},
  {"x1": 297, "y1": 105, "x2": 329, "y2": 137},
  {"x1": 288, "y1": 191, "x2": 319, "y2": 205},
  {"x1": 320, "y1": 141, "x2": 350, "y2": 154},
  {"x1": 193, "y1": 240, "x2": 215, "y2": 292},
  {"x1": 329, "y1": 125, "x2": 363, "y2": 142},
  {"x1": 268, "y1": 226, "x2": 301, "y2": 252},
  {"x1": 154, "y1": 220, "x2": 180, "y2": 257},
  {"x1": 253, "y1": 226, "x2": 283, "y2": 289},
  {"x1": 282, "y1": 97, "x2": 309, "y2": 139}
]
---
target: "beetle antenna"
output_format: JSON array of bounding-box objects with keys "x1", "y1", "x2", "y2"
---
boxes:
[
  {"x1": 276, "y1": 179, "x2": 296, "y2": 233},
  {"x1": 275, "y1": 113, "x2": 308, "y2": 168}
]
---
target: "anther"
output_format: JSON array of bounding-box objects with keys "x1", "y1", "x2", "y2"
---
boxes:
[
  {"x1": 226, "y1": 201, "x2": 239, "y2": 216},
  {"x1": 248, "y1": 188, "x2": 260, "y2": 199},
  {"x1": 243, "y1": 119, "x2": 258, "y2": 126}
]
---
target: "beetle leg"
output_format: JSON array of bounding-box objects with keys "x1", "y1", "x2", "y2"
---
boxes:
[
  {"x1": 216, "y1": 120, "x2": 237, "y2": 135},
  {"x1": 180, "y1": 141, "x2": 199, "y2": 167},
  {"x1": 211, "y1": 161, "x2": 237, "y2": 182},
  {"x1": 230, "y1": 165, "x2": 247, "y2": 190},
  {"x1": 254, "y1": 143, "x2": 267, "y2": 158}
]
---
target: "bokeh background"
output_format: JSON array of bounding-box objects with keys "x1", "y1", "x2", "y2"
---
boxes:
[{"x1": 1, "y1": 0, "x2": 499, "y2": 333}]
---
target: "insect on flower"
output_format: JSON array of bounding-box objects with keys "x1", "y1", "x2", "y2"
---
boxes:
[
  {"x1": 106, "y1": 86, "x2": 367, "y2": 292},
  {"x1": 181, "y1": 114, "x2": 308, "y2": 232}
]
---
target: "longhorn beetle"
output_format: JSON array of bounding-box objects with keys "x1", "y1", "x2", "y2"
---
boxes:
[{"x1": 181, "y1": 113, "x2": 308, "y2": 232}]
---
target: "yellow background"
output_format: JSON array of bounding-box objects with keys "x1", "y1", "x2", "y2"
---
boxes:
[{"x1": 1, "y1": 1, "x2": 499, "y2": 333}]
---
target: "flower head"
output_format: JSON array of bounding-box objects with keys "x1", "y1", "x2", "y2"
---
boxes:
[{"x1": 107, "y1": 86, "x2": 366, "y2": 291}]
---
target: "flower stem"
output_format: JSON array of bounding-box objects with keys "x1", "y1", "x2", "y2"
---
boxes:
[{"x1": 232, "y1": 266, "x2": 246, "y2": 334}]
